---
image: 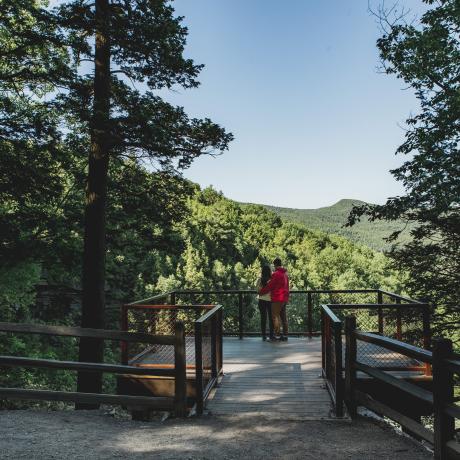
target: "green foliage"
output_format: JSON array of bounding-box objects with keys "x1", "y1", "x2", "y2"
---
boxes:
[
  {"x1": 258, "y1": 199, "x2": 412, "y2": 252},
  {"x1": 348, "y1": 0, "x2": 460, "y2": 344},
  {"x1": 149, "y1": 188, "x2": 400, "y2": 294}
]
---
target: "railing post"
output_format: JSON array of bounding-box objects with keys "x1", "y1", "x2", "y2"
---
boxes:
[
  {"x1": 396, "y1": 298, "x2": 402, "y2": 340},
  {"x1": 345, "y1": 316, "x2": 357, "y2": 418},
  {"x1": 194, "y1": 321, "x2": 204, "y2": 415},
  {"x1": 422, "y1": 305, "x2": 432, "y2": 376},
  {"x1": 333, "y1": 321, "x2": 344, "y2": 417},
  {"x1": 307, "y1": 292, "x2": 313, "y2": 338},
  {"x1": 321, "y1": 309, "x2": 326, "y2": 376},
  {"x1": 170, "y1": 292, "x2": 176, "y2": 305},
  {"x1": 377, "y1": 291, "x2": 383, "y2": 334},
  {"x1": 218, "y1": 307, "x2": 223, "y2": 375},
  {"x1": 174, "y1": 322, "x2": 187, "y2": 417},
  {"x1": 211, "y1": 314, "x2": 217, "y2": 379},
  {"x1": 432, "y1": 338, "x2": 454, "y2": 460},
  {"x1": 120, "y1": 304, "x2": 128, "y2": 365},
  {"x1": 238, "y1": 292, "x2": 243, "y2": 339}
]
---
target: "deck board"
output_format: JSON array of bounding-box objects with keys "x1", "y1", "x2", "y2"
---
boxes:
[{"x1": 206, "y1": 337, "x2": 336, "y2": 420}]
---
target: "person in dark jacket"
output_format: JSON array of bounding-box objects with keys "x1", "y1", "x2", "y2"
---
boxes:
[
  {"x1": 256, "y1": 265, "x2": 275, "y2": 341},
  {"x1": 258, "y1": 258, "x2": 289, "y2": 341}
]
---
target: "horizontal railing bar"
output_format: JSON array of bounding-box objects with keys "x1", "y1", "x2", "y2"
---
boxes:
[
  {"x1": 377, "y1": 290, "x2": 425, "y2": 305},
  {"x1": 0, "y1": 387, "x2": 174, "y2": 409},
  {"x1": 126, "y1": 291, "x2": 174, "y2": 306},
  {"x1": 355, "y1": 362, "x2": 433, "y2": 405},
  {"x1": 0, "y1": 322, "x2": 176, "y2": 345},
  {"x1": 222, "y1": 331, "x2": 322, "y2": 336},
  {"x1": 173, "y1": 289, "x2": 380, "y2": 295},
  {"x1": 203, "y1": 377, "x2": 218, "y2": 402},
  {"x1": 321, "y1": 305, "x2": 342, "y2": 324},
  {"x1": 355, "y1": 331, "x2": 433, "y2": 364},
  {"x1": 444, "y1": 403, "x2": 460, "y2": 420},
  {"x1": 126, "y1": 304, "x2": 215, "y2": 310},
  {"x1": 0, "y1": 356, "x2": 176, "y2": 376},
  {"x1": 355, "y1": 389, "x2": 434, "y2": 444},
  {"x1": 196, "y1": 305, "x2": 222, "y2": 324},
  {"x1": 446, "y1": 440, "x2": 460, "y2": 457},
  {"x1": 445, "y1": 358, "x2": 460, "y2": 374},
  {"x1": 329, "y1": 303, "x2": 428, "y2": 309}
]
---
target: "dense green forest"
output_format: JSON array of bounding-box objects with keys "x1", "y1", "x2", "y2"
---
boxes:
[
  {"x1": 0, "y1": 0, "x2": 458, "y2": 414},
  {"x1": 256, "y1": 199, "x2": 412, "y2": 252},
  {"x1": 0, "y1": 166, "x2": 404, "y2": 400}
]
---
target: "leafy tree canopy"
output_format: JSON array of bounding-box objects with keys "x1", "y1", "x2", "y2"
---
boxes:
[{"x1": 348, "y1": 0, "x2": 460, "y2": 338}]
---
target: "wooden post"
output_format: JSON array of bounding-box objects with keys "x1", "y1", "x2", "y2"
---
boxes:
[
  {"x1": 345, "y1": 316, "x2": 357, "y2": 418},
  {"x1": 120, "y1": 304, "x2": 128, "y2": 365},
  {"x1": 238, "y1": 292, "x2": 243, "y2": 340},
  {"x1": 377, "y1": 291, "x2": 383, "y2": 334},
  {"x1": 333, "y1": 321, "x2": 344, "y2": 418},
  {"x1": 194, "y1": 321, "x2": 204, "y2": 415},
  {"x1": 211, "y1": 315, "x2": 217, "y2": 379},
  {"x1": 170, "y1": 292, "x2": 176, "y2": 305},
  {"x1": 307, "y1": 292, "x2": 313, "y2": 338},
  {"x1": 432, "y1": 338, "x2": 454, "y2": 459},
  {"x1": 174, "y1": 322, "x2": 187, "y2": 417},
  {"x1": 218, "y1": 307, "x2": 223, "y2": 374},
  {"x1": 321, "y1": 309, "x2": 326, "y2": 375}
]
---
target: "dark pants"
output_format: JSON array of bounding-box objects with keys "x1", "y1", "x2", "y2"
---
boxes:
[
  {"x1": 280, "y1": 303, "x2": 288, "y2": 336},
  {"x1": 258, "y1": 299, "x2": 274, "y2": 338}
]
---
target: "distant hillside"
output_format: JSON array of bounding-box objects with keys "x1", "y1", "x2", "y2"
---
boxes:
[{"x1": 251, "y1": 199, "x2": 411, "y2": 252}]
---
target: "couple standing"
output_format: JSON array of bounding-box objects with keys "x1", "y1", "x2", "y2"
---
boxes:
[{"x1": 257, "y1": 258, "x2": 290, "y2": 341}]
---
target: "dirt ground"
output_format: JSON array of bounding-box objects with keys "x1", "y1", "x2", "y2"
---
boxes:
[{"x1": 0, "y1": 409, "x2": 432, "y2": 459}]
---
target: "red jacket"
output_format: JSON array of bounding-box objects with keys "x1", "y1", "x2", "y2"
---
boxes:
[{"x1": 259, "y1": 267, "x2": 289, "y2": 303}]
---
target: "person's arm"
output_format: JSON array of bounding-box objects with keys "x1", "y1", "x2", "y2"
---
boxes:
[{"x1": 259, "y1": 272, "x2": 278, "y2": 295}]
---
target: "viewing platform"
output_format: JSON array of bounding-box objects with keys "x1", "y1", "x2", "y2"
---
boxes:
[
  {"x1": 207, "y1": 337, "x2": 331, "y2": 419},
  {"x1": 0, "y1": 288, "x2": 458, "y2": 458}
]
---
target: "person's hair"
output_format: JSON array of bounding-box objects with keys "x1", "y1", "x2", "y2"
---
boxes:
[
  {"x1": 273, "y1": 257, "x2": 282, "y2": 267},
  {"x1": 261, "y1": 265, "x2": 272, "y2": 286}
]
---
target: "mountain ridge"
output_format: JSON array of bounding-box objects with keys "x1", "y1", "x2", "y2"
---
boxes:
[{"x1": 241, "y1": 198, "x2": 410, "y2": 252}]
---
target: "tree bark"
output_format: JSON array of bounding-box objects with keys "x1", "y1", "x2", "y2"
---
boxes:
[{"x1": 76, "y1": 0, "x2": 111, "y2": 409}]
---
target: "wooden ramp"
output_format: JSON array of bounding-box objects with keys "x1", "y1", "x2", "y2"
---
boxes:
[{"x1": 206, "y1": 337, "x2": 336, "y2": 420}]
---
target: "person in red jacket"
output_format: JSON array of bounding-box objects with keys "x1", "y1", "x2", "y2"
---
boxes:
[{"x1": 258, "y1": 258, "x2": 289, "y2": 341}]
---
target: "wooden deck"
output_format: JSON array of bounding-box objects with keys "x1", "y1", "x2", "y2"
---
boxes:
[{"x1": 206, "y1": 337, "x2": 336, "y2": 420}]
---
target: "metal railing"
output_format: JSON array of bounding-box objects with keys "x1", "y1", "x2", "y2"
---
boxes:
[
  {"x1": 121, "y1": 300, "x2": 223, "y2": 414},
  {"x1": 195, "y1": 305, "x2": 223, "y2": 415},
  {"x1": 345, "y1": 316, "x2": 459, "y2": 459},
  {"x1": 138, "y1": 289, "x2": 408, "y2": 338},
  {"x1": 320, "y1": 291, "x2": 432, "y2": 417}
]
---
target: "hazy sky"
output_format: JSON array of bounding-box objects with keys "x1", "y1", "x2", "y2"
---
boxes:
[{"x1": 160, "y1": 0, "x2": 424, "y2": 209}]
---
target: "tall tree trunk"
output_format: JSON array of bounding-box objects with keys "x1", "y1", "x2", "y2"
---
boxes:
[{"x1": 76, "y1": 0, "x2": 110, "y2": 409}]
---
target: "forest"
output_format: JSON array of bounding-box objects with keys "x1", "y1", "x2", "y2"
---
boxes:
[{"x1": 0, "y1": 0, "x2": 458, "y2": 410}]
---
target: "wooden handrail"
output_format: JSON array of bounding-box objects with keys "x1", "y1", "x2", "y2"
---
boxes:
[
  {"x1": 0, "y1": 322, "x2": 175, "y2": 345},
  {"x1": 195, "y1": 305, "x2": 223, "y2": 323},
  {"x1": 0, "y1": 355, "x2": 176, "y2": 376},
  {"x1": 355, "y1": 362, "x2": 433, "y2": 404},
  {"x1": 321, "y1": 305, "x2": 341, "y2": 324},
  {"x1": 0, "y1": 321, "x2": 187, "y2": 416},
  {"x1": 0, "y1": 388, "x2": 174, "y2": 409},
  {"x1": 355, "y1": 331, "x2": 433, "y2": 364},
  {"x1": 345, "y1": 319, "x2": 459, "y2": 459}
]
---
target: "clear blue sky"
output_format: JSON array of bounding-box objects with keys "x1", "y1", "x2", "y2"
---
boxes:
[{"x1": 161, "y1": 0, "x2": 423, "y2": 209}]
